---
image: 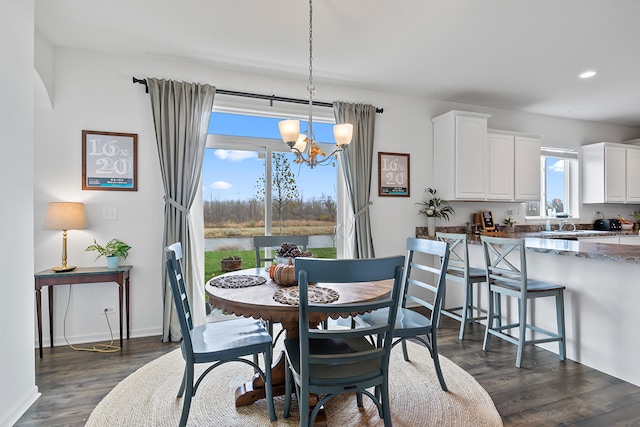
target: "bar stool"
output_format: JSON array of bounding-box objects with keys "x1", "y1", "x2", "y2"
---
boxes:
[
  {"x1": 436, "y1": 232, "x2": 487, "y2": 340},
  {"x1": 480, "y1": 235, "x2": 566, "y2": 368}
]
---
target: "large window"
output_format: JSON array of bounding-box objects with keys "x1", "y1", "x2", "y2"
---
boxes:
[
  {"x1": 201, "y1": 111, "x2": 339, "y2": 277},
  {"x1": 526, "y1": 148, "x2": 579, "y2": 218}
]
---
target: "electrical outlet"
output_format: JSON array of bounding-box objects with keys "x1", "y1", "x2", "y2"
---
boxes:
[{"x1": 104, "y1": 307, "x2": 115, "y2": 314}]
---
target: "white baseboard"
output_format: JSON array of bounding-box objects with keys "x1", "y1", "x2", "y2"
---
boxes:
[{"x1": 0, "y1": 385, "x2": 40, "y2": 427}]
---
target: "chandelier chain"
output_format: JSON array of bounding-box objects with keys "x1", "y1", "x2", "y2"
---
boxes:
[{"x1": 307, "y1": 0, "x2": 314, "y2": 141}]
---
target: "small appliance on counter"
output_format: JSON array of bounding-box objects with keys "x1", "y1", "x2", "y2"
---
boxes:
[
  {"x1": 593, "y1": 218, "x2": 610, "y2": 231},
  {"x1": 609, "y1": 218, "x2": 622, "y2": 230},
  {"x1": 593, "y1": 212, "x2": 622, "y2": 231}
]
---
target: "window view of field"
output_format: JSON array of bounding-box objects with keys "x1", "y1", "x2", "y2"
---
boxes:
[{"x1": 202, "y1": 144, "x2": 338, "y2": 280}]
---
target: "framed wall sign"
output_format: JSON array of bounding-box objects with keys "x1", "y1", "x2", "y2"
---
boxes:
[
  {"x1": 82, "y1": 130, "x2": 138, "y2": 191},
  {"x1": 378, "y1": 152, "x2": 410, "y2": 197}
]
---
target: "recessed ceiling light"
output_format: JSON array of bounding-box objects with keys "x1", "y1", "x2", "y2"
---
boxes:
[{"x1": 579, "y1": 70, "x2": 597, "y2": 79}]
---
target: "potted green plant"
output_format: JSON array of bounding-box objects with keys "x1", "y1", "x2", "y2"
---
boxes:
[
  {"x1": 86, "y1": 238, "x2": 131, "y2": 268},
  {"x1": 417, "y1": 188, "x2": 455, "y2": 237}
]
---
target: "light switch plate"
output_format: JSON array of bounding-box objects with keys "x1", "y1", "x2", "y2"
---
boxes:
[{"x1": 102, "y1": 207, "x2": 118, "y2": 220}]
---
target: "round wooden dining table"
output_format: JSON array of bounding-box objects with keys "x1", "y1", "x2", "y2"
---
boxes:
[{"x1": 205, "y1": 266, "x2": 393, "y2": 410}]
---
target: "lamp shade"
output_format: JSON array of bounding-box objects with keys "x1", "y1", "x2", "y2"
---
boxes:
[
  {"x1": 278, "y1": 119, "x2": 300, "y2": 143},
  {"x1": 333, "y1": 123, "x2": 353, "y2": 146},
  {"x1": 43, "y1": 202, "x2": 85, "y2": 230}
]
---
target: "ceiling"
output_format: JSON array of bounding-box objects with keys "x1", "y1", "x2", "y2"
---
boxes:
[{"x1": 35, "y1": 0, "x2": 640, "y2": 128}]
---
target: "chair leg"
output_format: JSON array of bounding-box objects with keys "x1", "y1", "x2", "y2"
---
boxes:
[
  {"x1": 283, "y1": 358, "x2": 292, "y2": 418},
  {"x1": 401, "y1": 338, "x2": 410, "y2": 362},
  {"x1": 177, "y1": 367, "x2": 187, "y2": 398},
  {"x1": 458, "y1": 282, "x2": 472, "y2": 340},
  {"x1": 483, "y1": 288, "x2": 494, "y2": 352},
  {"x1": 380, "y1": 378, "x2": 392, "y2": 427},
  {"x1": 299, "y1": 383, "x2": 310, "y2": 427},
  {"x1": 516, "y1": 297, "x2": 527, "y2": 368},
  {"x1": 178, "y1": 363, "x2": 194, "y2": 427},
  {"x1": 263, "y1": 347, "x2": 276, "y2": 421},
  {"x1": 431, "y1": 333, "x2": 448, "y2": 391},
  {"x1": 556, "y1": 291, "x2": 566, "y2": 362}
]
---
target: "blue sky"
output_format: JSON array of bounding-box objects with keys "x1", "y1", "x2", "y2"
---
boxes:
[
  {"x1": 546, "y1": 157, "x2": 565, "y2": 203},
  {"x1": 202, "y1": 113, "x2": 338, "y2": 201}
]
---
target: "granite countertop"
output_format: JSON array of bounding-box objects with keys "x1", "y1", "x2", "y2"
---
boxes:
[{"x1": 415, "y1": 227, "x2": 640, "y2": 263}]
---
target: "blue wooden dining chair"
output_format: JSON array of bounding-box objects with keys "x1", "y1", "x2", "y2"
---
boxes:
[
  {"x1": 357, "y1": 237, "x2": 451, "y2": 391},
  {"x1": 282, "y1": 256, "x2": 405, "y2": 427},
  {"x1": 165, "y1": 242, "x2": 276, "y2": 426}
]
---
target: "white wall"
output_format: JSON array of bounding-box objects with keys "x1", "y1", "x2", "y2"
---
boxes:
[
  {"x1": 0, "y1": 1, "x2": 40, "y2": 425},
  {"x1": 33, "y1": 44, "x2": 640, "y2": 345}
]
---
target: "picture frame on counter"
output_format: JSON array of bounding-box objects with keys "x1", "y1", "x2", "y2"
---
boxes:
[
  {"x1": 378, "y1": 152, "x2": 410, "y2": 197},
  {"x1": 481, "y1": 210, "x2": 495, "y2": 231},
  {"x1": 82, "y1": 130, "x2": 138, "y2": 191}
]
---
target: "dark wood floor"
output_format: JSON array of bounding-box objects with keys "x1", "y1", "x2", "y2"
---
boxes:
[{"x1": 15, "y1": 317, "x2": 640, "y2": 426}]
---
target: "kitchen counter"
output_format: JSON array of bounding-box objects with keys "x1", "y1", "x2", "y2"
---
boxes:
[
  {"x1": 415, "y1": 229, "x2": 640, "y2": 263},
  {"x1": 415, "y1": 226, "x2": 640, "y2": 386}
]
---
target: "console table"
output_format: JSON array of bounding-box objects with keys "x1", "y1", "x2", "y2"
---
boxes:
[{"x1": 34, "y1": 265, "x2": 132, "y2": 358}]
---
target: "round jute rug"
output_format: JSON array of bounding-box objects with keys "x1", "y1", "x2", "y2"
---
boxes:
[{"x1": 86, "y1": 340, "x2": 502, "y2": 427}]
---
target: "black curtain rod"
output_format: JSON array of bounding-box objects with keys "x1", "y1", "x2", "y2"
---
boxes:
[{"x1": 132, "y1": 77, "x2": 383, "y2": 113}]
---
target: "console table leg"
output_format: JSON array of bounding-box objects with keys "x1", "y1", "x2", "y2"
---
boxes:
[
  {"x1": 35, "y1": 286, "x2": 43, "y2": 358},
  {"x1": 48, "y1": 286, "x2": 54, "y2": 348},
  {"x1": 118, "y1": 282, "x2": 124, "y2": 348}
]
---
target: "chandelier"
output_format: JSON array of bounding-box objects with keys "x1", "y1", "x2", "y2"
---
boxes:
[{"x1": 278, "y1": 0, "x2": 353, "y2": 168}]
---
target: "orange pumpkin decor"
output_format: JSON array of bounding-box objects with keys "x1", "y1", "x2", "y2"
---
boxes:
[
  {"x1": 268, "y1": 264, "x2": 277, "y2": 280},
  {"x1": 273, "y1": 258, "x2": 297, "y2": 286}
]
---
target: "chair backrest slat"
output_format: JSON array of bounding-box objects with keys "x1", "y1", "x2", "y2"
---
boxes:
[
  {"x1": 165, "y1": 242, "x2": 194, "y2": 355},
  {"x1": 402, "y1": 238, "x2": 450, "y2": 323},
  {"x1": 253, "y1": 235, "x2": 309, "y2": 266}
]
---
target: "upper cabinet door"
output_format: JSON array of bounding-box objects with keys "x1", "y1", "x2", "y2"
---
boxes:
[
  {"x1": 605, "y1": 145, "x2": 626, "y2": 203},
  {"x1": 455, "y1": 115, "x2": 489, "y2": 199},
  {"x1": 433, "y1": 110, "x2": 491, "y2": 201},
  {"x1": 487, "y1": 133, "x2": 514, "y2": 200},
  {"x1": 514, "y1": 136, "x2": 541, "y2": 201},
  {"x1": 625, "y1": 148, "x2": 640, "y2": 203}
]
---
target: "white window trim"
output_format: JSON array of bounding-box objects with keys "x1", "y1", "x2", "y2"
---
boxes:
[{"x1": 526, "y1": 148, "x2": 580, "y2": 221}]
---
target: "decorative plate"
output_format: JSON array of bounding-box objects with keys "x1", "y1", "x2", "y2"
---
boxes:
[
  {"x1": 209, "y1": 275, "x2": 266, "y2": 289},
  {"x1": 273, "y1": 285, "x2": 339, "y2": 305}
]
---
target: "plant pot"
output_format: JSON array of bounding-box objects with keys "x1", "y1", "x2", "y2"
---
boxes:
[
  {"x1": 107, "y1": 256, "x2": 120, "y2": 269},
  {"x1": 427, "y1": 217, "x2": 436, "y2": 237}
]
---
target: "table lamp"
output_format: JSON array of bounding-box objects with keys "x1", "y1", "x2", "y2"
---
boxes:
[{"x1": 43, "y1": 202, "x2": 86, "y2": 272}]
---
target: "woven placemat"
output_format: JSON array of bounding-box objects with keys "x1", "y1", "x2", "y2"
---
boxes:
[
  {"x1": 273, "y1": 285, "x2": 339, "y2": 305},
  {"x1": 209, "y1": 275, "x2": 266, "y2": 288}
]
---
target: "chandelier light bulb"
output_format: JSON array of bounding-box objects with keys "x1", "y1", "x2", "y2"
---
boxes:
[
  {"x1": 293, "y1": 134, "x2": 307, "y2": 153},
  {"x1": 278, "y1": 119, "x2": 300, "y2": 143},
  {"x1": 333, "y1": 123, "x2": 353, "y2": 146}
]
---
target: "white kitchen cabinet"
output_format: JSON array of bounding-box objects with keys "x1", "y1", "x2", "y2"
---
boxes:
[
  {"x1": 577, "y1": 236, "x2": 620, "y2": 244},
  {"x1": 433, "y1": 110, "x2": 491, "y2": 200},
  {"x1": 486, "y1": 130, "x2": 541, "y2": 201},
  {"x1": 582, "y1": 142, "x2": 640, "y2": 203},
  {"x1": 618, "y1": 235, "x2": 640, "y2": 245}
]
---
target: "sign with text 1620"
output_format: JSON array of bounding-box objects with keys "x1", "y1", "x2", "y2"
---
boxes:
[
  {"x1": 82, "y1": 130, "x2": 138, "y2": 191},
  {"x1": 378, "y1": 152, "x2": 410, "y2": 197}
]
